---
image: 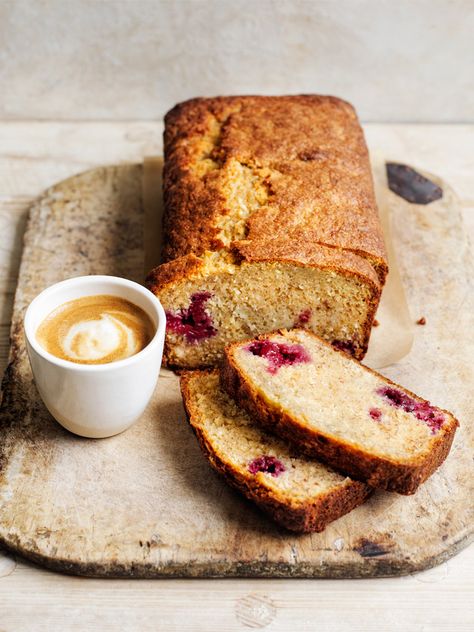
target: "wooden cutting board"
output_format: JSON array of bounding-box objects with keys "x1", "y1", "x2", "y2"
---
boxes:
[{"x1": 0, "y1": 162, "x2": 472, "y2": 578}]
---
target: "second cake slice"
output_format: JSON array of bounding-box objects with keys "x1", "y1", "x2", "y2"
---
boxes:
[
  {"x1": 181, "y1": 370, "x2": 371, "y2": 533},
  {"x1": 221, "y1": 329, "x2": 459, "y2": 494}
]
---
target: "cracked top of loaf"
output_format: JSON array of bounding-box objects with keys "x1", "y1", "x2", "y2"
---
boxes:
[{"x1": 162, "y1": 95, "x2": 388, "y2": 282}]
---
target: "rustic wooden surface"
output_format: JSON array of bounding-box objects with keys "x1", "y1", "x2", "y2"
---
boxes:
[
  {"x1": 0, "y1": 123, "x2": 472, "y2": 630},
  {"x1": 0, "y1": 159, "x2": 472, "y2": 579}
]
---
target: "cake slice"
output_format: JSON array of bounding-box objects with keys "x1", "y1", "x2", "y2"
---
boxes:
[
  {"x1": 221, "y1": 329, "x2": 459, "y2": 495},
  {"x1": 181, "y1": 370, "x2": 372, "y2": 533},
  {"x1": 147, "y1": 246, "x2": 381, "y2": 368}
]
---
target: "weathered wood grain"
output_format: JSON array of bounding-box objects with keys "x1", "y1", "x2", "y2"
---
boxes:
[{"x1": 0, "y1": 162, "x2": 472, "y2": 578}]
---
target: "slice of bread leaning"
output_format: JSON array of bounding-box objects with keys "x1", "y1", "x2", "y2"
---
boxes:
[
  {"x1": 180, "y1": 370, "x2": 372, "y2": 533},
  {"x1": 221, "y1": 329, "x2": 459, "y2": 495}
]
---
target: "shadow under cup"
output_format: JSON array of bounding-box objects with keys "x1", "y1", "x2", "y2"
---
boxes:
[{"x1": 24, "y1": 275, "x2": 166, "y2": 438}]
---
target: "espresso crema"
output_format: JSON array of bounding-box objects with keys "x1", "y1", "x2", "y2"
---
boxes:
[{"x1": 36, "y1": 295, "x2": 155, "y2": 364}]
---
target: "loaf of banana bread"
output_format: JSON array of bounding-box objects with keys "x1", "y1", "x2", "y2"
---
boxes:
[
  {"x1": 221, "y1": 329, "x2": 459, "y2": 495},
  {"x1": 147, "y1": 95, "x2": 388, "y2": 368},
  {"x1": 181, "y1": 370, "x2": 372, "y2": 533}
]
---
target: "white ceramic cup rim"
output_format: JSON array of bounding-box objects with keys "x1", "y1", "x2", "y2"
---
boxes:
[{"x1": 24, "y1": 275, "x2": 166, "y2": 372}]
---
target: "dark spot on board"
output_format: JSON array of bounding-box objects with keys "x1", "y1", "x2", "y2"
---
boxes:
[
  {"x1": 416, "y1": 317, "x2": 426, "y2": 325},
  {"x1": 442, "y1": 534, "x2": 449, "y2": 541},
  {"x1": 355, "y1": 538, "x2": 389, "y2": 558},
  {"x1": 386, "y1": 162, "x2": 443, "y2": 205}
]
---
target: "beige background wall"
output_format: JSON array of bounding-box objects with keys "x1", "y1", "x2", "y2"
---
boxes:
[{"x1": 0, "y1": 0, "x2": 472, "y2": 122}]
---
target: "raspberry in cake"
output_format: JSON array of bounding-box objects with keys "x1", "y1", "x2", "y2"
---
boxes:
[
  {"x1": 165, "y1": 291, "x2": 216, "y2": 344},
  {"x1": 248, "y1": 455, "x2": 286, "y2": 477},
  {"x1": 245, "y1": 339, "x2": 311, "y2": 374}
]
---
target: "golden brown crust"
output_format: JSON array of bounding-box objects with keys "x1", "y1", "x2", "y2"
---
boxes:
[
  {"x1": 233, "y1": 233, "x2": 380, "y2": 286},
  {"x1": 145, "y1": 244, "x2": 381, "y2": 367},
  {"x1": 220, "y1": 330, "x2": 459, "y2": 495},
  {"x1": 145, "y1": 253, "x2": 204, "y2": 293},
  {"x1": 147, "y1": 240, "x2": 380, "y2": 295},
  {"x1": 162, "y1": 95, "x2": 388, "y2": 282},
  {"x1": 180, "y1": 369, "x2": 371, "y2": 533}
]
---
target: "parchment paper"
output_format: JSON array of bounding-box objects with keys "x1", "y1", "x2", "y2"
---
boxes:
[{"x1": 364, "y1": 162, "x2": 415, "y2": 368}]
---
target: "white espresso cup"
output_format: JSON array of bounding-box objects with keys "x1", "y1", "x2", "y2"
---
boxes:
[{"x1": 24, "y1": 275, "x2": 166, "y2": 438}]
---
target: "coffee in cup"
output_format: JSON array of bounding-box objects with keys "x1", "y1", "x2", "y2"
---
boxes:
[{"x1": 36, "y1": 294, "x2": 155, "y2": 365}]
